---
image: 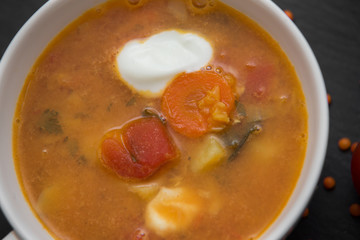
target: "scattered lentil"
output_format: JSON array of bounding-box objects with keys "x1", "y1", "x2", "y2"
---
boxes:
[
  {"x1": 323, "y1": 176, "x2": 336, "y2": 190},
  {"x1": 338, "y1": 137, "x2": 351, "y2": 151},
  {"x1": 302, "y1": 208, "x2": 309, "y2": 218},
  {"x1": 351, "y1": 142, "x2": 359, "y2": 153},
  {"x1": 349, "y1": 203, "x2": 360, "y2": 217},
  {"x1": 284, "y1": 10, "x2": 294, "y2": 20},
  {"x1": 327, "y1": 93, "x2": 332, "y2": 105}
]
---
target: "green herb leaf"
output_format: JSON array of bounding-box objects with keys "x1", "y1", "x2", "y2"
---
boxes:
[
  {"x1": 38, "y1": 109, "x2": 63, "y2": 134},
  {"x1": 126, "y1": 97, "x2": 136, "y2": 107},
  {"x1": 234, "y1": 100, "x2": 247, "y2": 119},
  {"x1": 220, "y1": 118, "x2": 262, "y2": 161},
  {"x1": 107, "y1": 103, "x2": 113, "y2": 112},
  {"x1": 66, "y1": 138, "x2": 79, "y2": 157},
  {"x1": 77, "y1": 155, "x2": 88, "y2": 165}
]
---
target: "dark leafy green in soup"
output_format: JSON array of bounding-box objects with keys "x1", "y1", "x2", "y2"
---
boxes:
[{"x1": 13, "y1": 0, "x2": 308, "y2": 239}]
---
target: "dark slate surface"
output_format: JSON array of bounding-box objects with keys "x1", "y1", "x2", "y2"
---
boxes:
[{"x1": 1, "y1": 0, "x2": 359, "y2": 239}]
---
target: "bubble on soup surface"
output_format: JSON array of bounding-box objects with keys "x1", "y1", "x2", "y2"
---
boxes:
[
  {"x1": 192, "y1": 0, "x2": 207, "y2": 8},
  {"x1": 168, "y1": 0, "x2": 188, "y2": 21},
  {"x1": 128, "y1": 0, "x2": 141, "y2": 5},
  {"x1": 132, "y1": 228, "x2": 149, "y2": 240},
  {"x1": 215, "y1": 66, "x2": 223, "y2": 74}
]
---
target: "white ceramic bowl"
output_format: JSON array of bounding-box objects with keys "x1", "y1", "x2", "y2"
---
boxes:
[{"x1": 0, "y1": 0, "x2": 328, "y2": 239}]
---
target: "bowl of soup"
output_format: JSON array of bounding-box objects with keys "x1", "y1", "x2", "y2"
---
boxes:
[{"x1": 0, "y1": 0, "x2": 328, "y2": 239}]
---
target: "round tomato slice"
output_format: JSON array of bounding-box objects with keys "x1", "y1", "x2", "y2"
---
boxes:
[
  {"x1": 161, "y1": 71, "x2": 235, "y2": 137},
  {"x1": 100, "y1": 117, "x2": 178, "y2": 179}
]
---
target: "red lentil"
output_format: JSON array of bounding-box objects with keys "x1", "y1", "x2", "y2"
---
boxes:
[
  {"x1": 349, "y1": 203, "x2": 360, "y2": 217},
  {"x1": 338, "y1": 137, "x2": 351, "y2": 151},
  {"x1": 327, "y1": 93, "x2": 331, "y2": 105},
  {"x1": 351, "y1": 142, "x2": 359, "y2": 153},
  {"x1": 284, "y1": 10, "x2": 294, "y2": 21},
  {"x1": 323, "y1": 176, "x2": 336, "y2": 190},
  {"x1": 302, "y1": 208, "x2": 309, "y2": 218}
]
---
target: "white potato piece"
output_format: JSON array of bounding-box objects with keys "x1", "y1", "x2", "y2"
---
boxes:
[
  {"x1": 37, "y1": 184, "x2": 64, "y2": 215},
  {"x1": 36, "y1": 181, "x2": 76, "y2": 216},
  {"x1": 128, "y1": 182, "x2": 160, "y2": 201},
  {"x1": 190, "y1": 136, "x2": 226, "y2": 172},
  {"x1": 145, "y1": 187, "x2": 202, "y2": 236}
]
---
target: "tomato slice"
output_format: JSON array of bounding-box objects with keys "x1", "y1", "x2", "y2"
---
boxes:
[
  {"x1": 351, "y1": 144, "x2": 360, "y2": 195},
  {"x1": 100, "y1": 117, "x2": 178, "y2": 179},
  {"x1": 161, "y1": 70, "x2": 235, "y2": 137}
]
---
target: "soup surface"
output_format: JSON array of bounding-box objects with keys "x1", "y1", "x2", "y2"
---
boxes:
[{"x1": 13, "y1": 0, "x2": 308, "y2": 239}]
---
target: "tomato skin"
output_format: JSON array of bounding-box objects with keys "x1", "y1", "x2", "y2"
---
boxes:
[
  {"x1": 123, "y1": 117, "x2": 178, "y2": 168},
  {"x1": 351, "y1": 144, "x2": 360, "y2": 195},
  {"x1": 100, "y1": 117, "x2": 178, "y2": 179},
  {"x1": 101, "y1": 138, "x2": 154, "y2": 179}
]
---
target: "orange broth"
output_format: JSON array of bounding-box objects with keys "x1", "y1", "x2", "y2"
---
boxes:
[{"x1": 13, "y1": 0, "x2": 308, "y2": 239}]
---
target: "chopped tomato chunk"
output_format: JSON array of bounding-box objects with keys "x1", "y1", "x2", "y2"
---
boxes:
[
  {"x1": 100, "y1": 117, "x2": 178, "y2": 179},
  {"x1": 242, "y1": 60, "x2": 275, "y2": 101}
]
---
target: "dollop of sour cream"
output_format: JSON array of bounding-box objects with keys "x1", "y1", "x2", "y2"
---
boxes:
[{"x1": 116, "y1": 30, "x2": 213, "y2": 95}]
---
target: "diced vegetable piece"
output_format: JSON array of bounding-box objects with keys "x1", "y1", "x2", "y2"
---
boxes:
[
  {"x1": 190, "y1": 136, "x2": 226, "y2": 172},
  {"x1": 37, "y1": 185, "x2": 63, "y2": 215},
  {"x1": 100, "y1": 117, "x2": 178, "y2": 179},
  {"x1": 242, "y1": 60, "x2": 275, "y2": 101},
  {"x1": 161, "y1": 71, "x2": 235, "y2": 137},
  {"x1": 198, "y1": 186, "x2": 223, "y2": 215},
  {"x1": 145, "y1": 187, "x2": 202, "y2": 236},
  {"x1": 36, "y1": 182, "x2": 76, "y2": 215},
  {"x1": 129, "y1": 183, "x2": 160, "y2": 201}
]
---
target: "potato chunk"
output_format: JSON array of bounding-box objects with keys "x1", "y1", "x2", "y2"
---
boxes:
[
  {"x1": 145, "y1": 187, "x2": 202, "y2": 236},
  {"x1": 190, "y1": 136, "x2": 226, "y2": 172},
  {"x1": 36, "y1": 182, "x2": 76, "y2": 216},
  {"x1": 128, "y1": 182, "x2": 160, "y2": 201}
]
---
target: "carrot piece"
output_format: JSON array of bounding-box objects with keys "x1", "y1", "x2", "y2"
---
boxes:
[
  {"x1": 161, "y1": 71, "x2": 235, "y2": 137},
  {"x1": 100, "y1": 117, "x2": 178, "y2": 179}
]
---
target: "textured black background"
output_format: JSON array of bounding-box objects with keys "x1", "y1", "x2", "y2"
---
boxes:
[{"x1": 1, "y1": 0, "x2": 360, "y2": 239}]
